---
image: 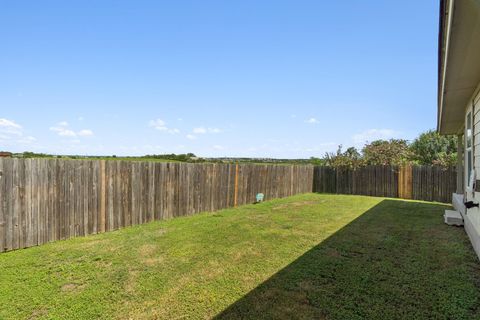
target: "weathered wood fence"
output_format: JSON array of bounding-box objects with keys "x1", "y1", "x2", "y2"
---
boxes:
[
  {"x1": 0, "y1": 159, "x2": 457, "y2": 253},
  {"x1": 313, "y1": 166, "x2": 398, "y2": 197},
  {"x1": 0, "y1": 159, "x2": 313, "y2": 252},
  {"x1": 312, "y1": 165, "x2": 457, "y2": 203}
]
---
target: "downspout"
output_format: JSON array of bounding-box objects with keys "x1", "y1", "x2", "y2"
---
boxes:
[{"x1": 457, "y1": 134, "x2": 464, "y2": 194}]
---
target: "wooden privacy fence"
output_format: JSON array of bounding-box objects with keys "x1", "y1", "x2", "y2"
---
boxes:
[
  {"x1": 0, "y1": 159, "x2": 457, "y2": 253},
  {"x1": 0, "y1": 159, "x2": 313, "y2": 252},
  {"x1": 313, "y1": 166, "x2": 398, "y2": 197},
  {"x1": 313, "y1": 165, "x2": 457, "y2": 203},
  {"x1": 410, "y1": 165, "x2": 457, "y2": 203}
]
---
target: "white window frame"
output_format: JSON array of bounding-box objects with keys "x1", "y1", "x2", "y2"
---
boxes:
[{"x1": 466, "y1": 109, "x2": 474, "y2": 191}]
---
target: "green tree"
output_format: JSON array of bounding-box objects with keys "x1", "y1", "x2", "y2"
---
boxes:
[
  {"x1": 409, "y1": 130, "x2": 457, "y2": 165},
  {"x1": 362, "y1": 139, "x2": 411, "y2": 166},
  {"x1": 324, "y1": 145, "x2": 363, "y2": 169},
  {"x1": 309, "y1": 157, "x2": 327, "y2": 166}
]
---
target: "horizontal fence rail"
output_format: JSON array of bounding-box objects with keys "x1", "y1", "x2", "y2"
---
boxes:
[
  {"x1": 312, "y1": 165, "x2": 457, "y2": 204},
  {"x1": 0, "y1": 159, "x2": 313, "y2": 252}
]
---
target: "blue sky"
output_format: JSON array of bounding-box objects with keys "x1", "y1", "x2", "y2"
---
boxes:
[{"x1": 0, "y1": 0, "x2": 439, "y2": 158}]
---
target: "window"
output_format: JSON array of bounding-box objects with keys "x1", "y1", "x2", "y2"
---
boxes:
[{"x1": 466, "y1": 111, "x2": 473, "y2": 188}]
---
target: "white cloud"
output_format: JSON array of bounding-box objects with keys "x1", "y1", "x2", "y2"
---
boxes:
[
  {"x1": 0, "y1": 119, "x2": 37, "y2": 147},
  {"x1": 149, "y1": 119, "x2": 180, "y2": 134},
  {"x1": 50, "y1": 122, "x2": 94, "y2": 138},
  {"x1": 208, "y1": 128, "x2": 222, "y2": 134},
  {"x1": 193, "y1": 127, "x2": 207, "y2": 134},
  {"x1": 0, "y1": 118, "x2": 22, "y2": 129},
  {"x1": 50, "y1": 126, "x2": 76, "y2": 137},
  {"x1": 78, "y1": 129, "x2": 94, "y2": 137},
  {"x1": 213, "y1": 145, "x2": 224, "y2": 150},
  {"x1": 0, "y1": 118, "x2": 22, "y2": 135},
  {"x1": 60, "y1": 129, "x2": 76, "y2": 137},
  {"x1": 352, "y1": 129, "x2": 400, "y2": 145},
  {"x1": 193, "y1": 127, "x2": 222, "y2": 134},
  {"x1": 186, "y1": 134, "x2": 197, "y2": 140},
  {"x1": 149, "y1": 119, "x2": 167, "y2": 130},
  {"x1": 305, "y1": 118, "x2": 319, "y2": 124}
]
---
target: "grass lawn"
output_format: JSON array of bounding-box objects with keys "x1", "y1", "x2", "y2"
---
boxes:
[{"x1": 1, "y1": 194, "x2": 479, "y2": 319}]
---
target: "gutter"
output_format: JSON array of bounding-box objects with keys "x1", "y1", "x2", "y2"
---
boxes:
[
  {"x1": 438, "y1": 0, "x2": 445, "y2": 97},
  {"x1": 437, "y1": 0, "x2": 455, "y2": 133}
]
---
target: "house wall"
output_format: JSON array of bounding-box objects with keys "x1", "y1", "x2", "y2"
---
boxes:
[{"x1": 465, "y1": 85, "x2": 480, "y2": 259}]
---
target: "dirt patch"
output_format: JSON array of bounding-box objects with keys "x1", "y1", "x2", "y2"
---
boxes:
[
  {"x1": 138, "y1": 244, "x2": 165, "y2": 266},
  {"x1": 233, "y1": 247, "x2": 262, "y2": 262},
  {"x1": 124, "y1": 275, "x2": 192, "y2": 319},
  {"x1": 272, "y1": 201, "x2": 324, "y2": 211},
  {"x1": 61, "y1": 283, "x2": 85, "y2": 293},
  {"x1": 143, "y1": 257, "x2": 164, "y2": 266},
  {"x1": 139, "y1": 244, "x2": 156, "y2": 257},
  {"x1": 94, "y1": 260, "x2": 113, "y2": 269},
  {"x1": 125, "y1": 269, "x2": 139, "y2": 294},
  {"x1": 155, "y1": 228, "x2": 167, "y2": 236},
  {"x1": 29, "y1": 308, "x2": 49, "y2": 320}
]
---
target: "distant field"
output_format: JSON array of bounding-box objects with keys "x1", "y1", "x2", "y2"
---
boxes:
[
  {"x1": 11, "y1": 155, "x2": 319, "y2": 165},
  {"x1": 87, "y1": 156, "x2": 182, "y2": 163},
  {"x1": 12, "y1": 154, "x2": 182, "y2": 163},
  {"x1": 9, "y1": 152, "x2": 322, "y2": 165}
]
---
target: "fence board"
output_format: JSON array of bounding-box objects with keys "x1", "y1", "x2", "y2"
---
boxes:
[{"x1": 0, "y1": 159, "x2": 4, "y2": 252}]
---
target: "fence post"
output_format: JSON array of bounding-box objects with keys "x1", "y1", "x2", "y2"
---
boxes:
[
  {"x1": 100, "y1": 160, "x2": 106, "y2": 233},
  {"x1": 234, "y1": 163, "x2": 239, "y2": 207},
  {"x1": 456, "y1": 134, "x2": 464, "y2": 194},
  {"x1": 398, "y1": 165, "x2": 413, "y2": 199}
]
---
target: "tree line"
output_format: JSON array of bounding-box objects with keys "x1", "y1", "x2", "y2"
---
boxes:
[
  {"x1": 314, "y1": 130, "x2": 458, "y2": 168},
  {"x1": 4, "y1": 130, "x2": 458, "y2": 167}
]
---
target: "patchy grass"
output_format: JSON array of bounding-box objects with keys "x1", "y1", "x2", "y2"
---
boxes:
[{"x1": 0, "y1": 194, "x2": 479, "y2": 319}]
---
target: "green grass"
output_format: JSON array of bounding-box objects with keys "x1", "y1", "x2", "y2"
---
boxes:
[{"x1": 1, "y1": 194, "x2": 479, "y2": 319}]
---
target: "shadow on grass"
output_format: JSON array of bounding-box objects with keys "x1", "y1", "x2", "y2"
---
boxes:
[{"x1": 215, "y1": 199, "x2": 480, "y2": 320}]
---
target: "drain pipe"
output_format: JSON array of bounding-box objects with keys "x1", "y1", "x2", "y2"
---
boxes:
[
  {"x1": 465, "y1": 201, "x2": 479, "y2": 210},
  {"x1": 465, "y1": 168, "x2": 478, "y2": 214}
]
